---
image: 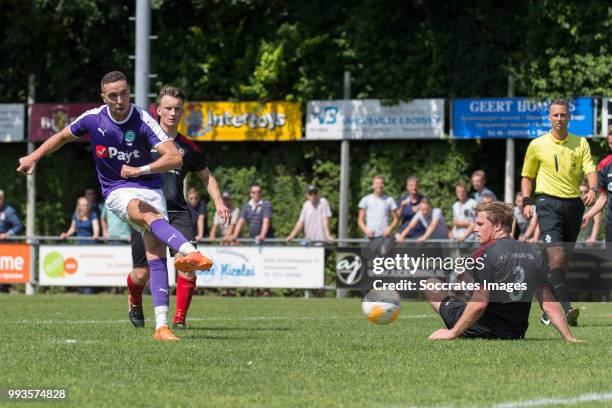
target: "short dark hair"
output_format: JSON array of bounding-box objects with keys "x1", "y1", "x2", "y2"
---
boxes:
[
  {"x1": 550, "y1": 98, "x2": 569, "y2": 110},
  {"x1": 476, "y1": 201, "x2": 514, "y2": 233},
  {"x1": 157, "y1": 85, "x2": 186, "y2": 106},
  {"x1": 100, "y1": 71, "x2": 128, "y2": 91}
]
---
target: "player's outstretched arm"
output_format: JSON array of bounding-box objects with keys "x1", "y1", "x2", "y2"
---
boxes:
[
  {"x1": 196, "y1": 168, "x2": 230, "y2": 224},
  {"x1": 17, "y1": 127, "x2": 74, "y2": 175},
  {"x1": 536, "y1": 286, "x2": 582, "y2": 342},
  {"x1": 428, "y1": 288, "x2": 488, "y2": 340},
  {"x1": 582, "y1": 193, "x2": 607, "y2": 228}
]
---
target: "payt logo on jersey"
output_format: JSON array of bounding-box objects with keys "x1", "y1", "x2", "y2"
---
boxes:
[
  {"x1": 95, "y1": 145, "x2": 109, "y2": 158},
  {"x1": 95, "y1": 146, "x2": 141, "y2": 163}
]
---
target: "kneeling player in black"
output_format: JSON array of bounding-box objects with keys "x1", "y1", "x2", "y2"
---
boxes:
[{"x1": 426, "y1": 201, "x2": 580, "y2": 342}]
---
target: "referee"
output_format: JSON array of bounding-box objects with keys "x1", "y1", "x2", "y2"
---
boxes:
[{"x1": 521, "y1": 98, "x2": 597, "y2": 327}]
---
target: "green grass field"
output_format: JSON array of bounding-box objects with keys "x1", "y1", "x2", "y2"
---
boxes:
[{"x1": 0, "y1": 295, "x2": 610, "y2": 408}]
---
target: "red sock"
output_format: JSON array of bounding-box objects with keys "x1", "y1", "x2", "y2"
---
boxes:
[
  {"x1": 127, "y1": 273, "x2": 145, "y2": 306},
  {"x1": 174, "y1": 274, "x2": 196, "y2": 323}
]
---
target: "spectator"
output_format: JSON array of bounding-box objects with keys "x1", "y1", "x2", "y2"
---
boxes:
[
  {"x1": 187, "y1": 187, "x2": 208, "y2": 242},
  {"x1": 471, "y1": 170, "x2": 497, "y2": 203},
  {"x1": 0, "y1": 190, "x2": 22, "y2": 240},
  {"x1": 397, "y1": 197, "x2": 448, "y2": 243},
  {"x1": 100, "y1": 201, "x2": 131, "y2": 243},
  {"x1": 230, "y1": 184, "x2": 274, "y2": 243},
  {"x1": 209, "y1": 191, "x2": 240, "y2": 241},
  {"x1": 577, "y1": 181, "x2": 602, "y2": 244},
  {"x1": 481, "y1": 192, "x2": 495, "y2": 204},
  {"x1": 451, "y1": 181, "x2": 476, "y2": 242},
  {"x1": 358, "y1": 176, "x2": 398, "y2": 239},
  {"x1": 84, "y1": 187, "x2": 102, "y2": 219},
  {"x1": 287, "y1": 185, "x2": 333, "y2": 242},
  {"x1": 396, "y1": 175, "x2": 426, "y2": 238},
  {"x1": 60, "y1": 196, "x2": 99, "y2": 244}
]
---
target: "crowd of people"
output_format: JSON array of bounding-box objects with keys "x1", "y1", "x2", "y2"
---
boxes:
[{"x1": 0, "y1": 168, "x2": 604, "y2": 245}]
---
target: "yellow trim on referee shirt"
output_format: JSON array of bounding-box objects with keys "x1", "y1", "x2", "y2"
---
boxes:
[{"x1": 521, "y1": 131, "x2": 596, "y2": 198}]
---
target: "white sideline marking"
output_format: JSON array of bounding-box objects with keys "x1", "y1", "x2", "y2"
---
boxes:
[
  {"x1": 4, "y1": 314, "x2": 434, "y2": 325},
  {"x1": 490, "y1": 391, "x2": 612, "y2": 408}
]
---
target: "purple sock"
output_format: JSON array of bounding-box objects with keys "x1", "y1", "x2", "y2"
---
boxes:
[
  {"x1": 150, "y1": 219, "x2": 189, "y2": 253},
  {"x1": 148, "y1": 257, "x2": 169, "y2": 307}
]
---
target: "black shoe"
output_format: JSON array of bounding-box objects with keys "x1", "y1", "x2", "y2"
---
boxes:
[
  {"x1": 540, "y1": 313, "x2": 550, "y2": 326},
  {"x1": 566, "y1": 307, "x2": 580, "y2": 327},
  {"x1": 173, "y1": 321, "x2": 187, "y2": 330},
  {"x1": 128, "y1": 304, "x2": 145, "y2": 328}
]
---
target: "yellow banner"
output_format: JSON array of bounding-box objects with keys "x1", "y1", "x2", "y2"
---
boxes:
[{"x1": 178, "y1": 101, "x2": 302, "y2": 141}]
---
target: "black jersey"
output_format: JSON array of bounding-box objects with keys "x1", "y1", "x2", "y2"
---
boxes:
[
  {"x1": 470, "y1": 237, "x2": 545, "y2": 339},
  {"x1": 597, "y1": 154, "x2": 612, "y2": 226},
  {"x1": 151, "y1": 133, "x2": 208, "y2": 213}
]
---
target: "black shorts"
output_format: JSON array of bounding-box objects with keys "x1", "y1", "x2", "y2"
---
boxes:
[
  {"x1": 438, "y1": 296, "x2": 497, "y2": 339},
  {"x1": 535, "y1": 195, "x2": 584, "y2": 244},
  {"x1": 131, "y1": 211, "x2": 197, "y2": 267}
]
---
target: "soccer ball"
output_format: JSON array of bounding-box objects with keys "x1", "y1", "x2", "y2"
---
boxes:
[{"x1": 362, "y1": 289, "x2": 400, "y2": 325}]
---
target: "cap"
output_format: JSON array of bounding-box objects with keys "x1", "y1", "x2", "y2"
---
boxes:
[
  {"x1": 221, "y1": 191, "x2": 231, "y2": 199},
  {"x1": 307, "y1": 185, "x2": 318, "y2": 194}
]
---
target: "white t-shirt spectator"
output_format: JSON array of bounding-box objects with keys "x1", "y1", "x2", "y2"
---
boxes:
[
  {"x1": 473, "y1": 187, "x2": 496, "y2": 203},
  {"x1": 413, "y1": 208, "x2": 449, "y2": 239},
  {"x1": 299, "y1": 198, "x2": 332, "y2": 241},
  {"x1": 213, "y1": 207, "x2": 240, "y2": 237},
  {"x1": 358, "y1": 194, "x2": 397, "y2": 237},
  {"x1": 451, "y1": 198, "x2": 476, "y2": 240},
  {"x1": 513, "y1": 206, "x2": 528, "y2": 235}
]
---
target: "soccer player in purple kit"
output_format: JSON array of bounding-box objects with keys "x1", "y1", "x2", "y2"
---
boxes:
[
  {"x1": 127, "y1": 85, "x2": 230, "y2": 330},
  {"x1": 17, "y1": 71, "x2": 212, "y2": 341}
]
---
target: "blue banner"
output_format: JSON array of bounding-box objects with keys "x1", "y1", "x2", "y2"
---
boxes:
[{"x1": 451, "y1": 97, "x2": 595, "y2": 139}]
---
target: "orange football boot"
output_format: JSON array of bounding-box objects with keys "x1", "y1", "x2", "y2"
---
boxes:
[
  {"x1": 174, "y1": 251, "x2": 213, "y2": 272},
  {"x1": 153, "y1": 326, "x2": 180, "y2": 341}
]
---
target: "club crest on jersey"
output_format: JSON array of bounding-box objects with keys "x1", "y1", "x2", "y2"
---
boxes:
[
  {"x1": 95, "y1": 145, "x2": 140, "y2": 163},
  {"x1": 124, "y1": 130, "x2": 136, "y2": 143}
]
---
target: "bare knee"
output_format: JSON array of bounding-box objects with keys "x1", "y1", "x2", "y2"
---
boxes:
[
  {"x1": 127, "y1": 199, "x2": 164, "y2": 229},
  {"x1": 131, "y1": 267, "x2": 150, "y2": 286},
  {"x1": 547, "y1": 248, "x2": 566, "y2": 268}
]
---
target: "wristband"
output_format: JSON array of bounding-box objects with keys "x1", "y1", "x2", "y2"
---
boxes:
[
  {"x1": 522, "y1": 196, "x2": 534, "y2": 206},
  {"x1": 590, "y1": 187, "x2": 598, "y2": 193},
  {"x1": 139, "y1": 165, "x2": 152, "y2": 175}
]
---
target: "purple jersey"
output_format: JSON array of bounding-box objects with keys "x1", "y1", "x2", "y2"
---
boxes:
[{"x1": 68, "y1": 104, "x2": 170, "y2": 198}]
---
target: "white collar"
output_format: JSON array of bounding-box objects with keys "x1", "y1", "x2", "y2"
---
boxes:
[{"x1": 107, "y1": 104, "x2": 134, "y2": 125}]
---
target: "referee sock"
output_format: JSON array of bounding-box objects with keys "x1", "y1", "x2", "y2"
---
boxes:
[{"x1": 549, "y1": 267, "x2": 572, "y2": 313}]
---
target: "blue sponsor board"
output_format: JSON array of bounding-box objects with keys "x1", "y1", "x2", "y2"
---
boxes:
[{"x1": 451, "y1": 98, "x2": 595, "y2": 139}]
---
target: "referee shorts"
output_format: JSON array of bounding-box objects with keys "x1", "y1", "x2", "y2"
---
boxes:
[
  {"x1": 131, "y1": 211, "x2": 197, "y2": 267},
  {"x1": 535, "y1": 194, "x2": 584, "y2": 244}
]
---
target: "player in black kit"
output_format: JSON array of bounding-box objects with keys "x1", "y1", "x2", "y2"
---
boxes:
[
  {"x1": 127, "y1": 85, "x2": 230, "y2": 330},
  {"x1": 425, "y1": 202, "x2": 580, "y2": 341}
]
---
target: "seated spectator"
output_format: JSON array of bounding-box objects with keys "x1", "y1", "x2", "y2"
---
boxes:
[
  {"x1": 101, "y1": 201, "x2": 131, "y2": 243},
  {"x1": 451, "y1": 181, "x2": 476, "y2": 242},
  {"x1": 287, "y1": 185, "x2": 333, "y2": 242},
  {"x1": 229, "y1": 184, "x2": 274, "y2": 243},
  {"x1": 187, "y1": 187, "x2": 208, "y2": 241},
  {"x1": 396, "y1": 175, "x2": 426, "y2": 238},
  {"x1": 0, "y1": 190, "x2": 22, "y2": 240},
  {"x1": 578, "y1": 181, "x2": 602, "y2": 244},
  {"x1": 210, "y1": 192, "x2": 240, "y2": 241},
  {"x1": 60, "y1": 196, "x2": 99, "y2": 244},
  {"x1": 84, "y1": 187, "x2": 102, "y2": 219},
  {"x1": 396, "y1": 197, "x2": 448, "y2": 243},
  {"x1": 358, "y1": 175, "x2": 398, "y2": 240},
  {"x1": 471, "y1": 170, "x2": 497, "y2": 202}
]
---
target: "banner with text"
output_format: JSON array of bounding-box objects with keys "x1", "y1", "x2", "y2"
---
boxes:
[
  {"x1": 306, "y1": 99, "x2": 445, "y2": 140},
  {"x1": 0, "y1": 244, "x2": 30, "y2": 283},
  {"x1": 195, "y1": 246, "x2": 324, "y2": 288},
  {"x1": 0, "y1": 104, "x2": 25, "y2": 142},
  {"x1": 39, "y1": 245, "x2": 175, "y2": 286},
  {"x1": 451, "y1": 97, "x2": 595, "y2": 138},
  {"x1": 30, "y1": 103, "x2": 100, "y2": 141},
  {"x1": 178, "y1": 102, "x2": 302, "y2": 141}
]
